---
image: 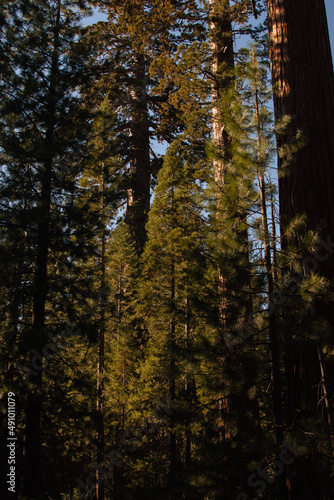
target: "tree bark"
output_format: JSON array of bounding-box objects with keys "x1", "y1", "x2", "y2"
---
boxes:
[
  {"x1": 168, "y1": 242, "x2": 176, "y2": 496},
  {"x1": 267, "y1": 1, "x2": 334, "y2": 497},
  {"x1": 210, "y1": 0, "x2": 260, "y2": 443},
  {"x1": 267, "y1": 0, "x2": 334, "y2": 418},
  {"x1": 266, "y1": 0, "x2": 334, "y2": 302},
  {"x1": 96, "y1": 161, "x2": 106, "y2": 500},
  {"x1": 126, "y1": 53, "x2": 151, "y2": 255},
  {"x1": 23, "y1": 1, "x2": 60, "y2": 495},
  {"x1": 209, "y1": 0, "x2": 234, "y2": 188}
]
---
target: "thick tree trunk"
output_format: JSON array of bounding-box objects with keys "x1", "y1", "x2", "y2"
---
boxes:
[
  {"x1": 209, "y1": 0, "x2": 234, "y2": 187},
  {"x1": 126, "y1": 53, "x2": 151, "y2": 255},
  {"x1": 267, "y1": 0, "x2": 334, "y2": 418},
  {"x1": 267, "y1": 1, "x2": 334, "y2": 497},
  {"x1": 267, "y1": 0, "x2": 334, "y2": 306}
]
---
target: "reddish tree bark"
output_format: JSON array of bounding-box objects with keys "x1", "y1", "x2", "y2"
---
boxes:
[
  {"x1": 210, "y1": 0, "x2": 262, "y2": 450},
  {"x1": 267, "y1": 0, "x2": 334, "y2": 279},
  {"x1": 267, "y1": 1, "x2": 334, "y2": 497},
  {"x1": 126, "y1": 53, "x2": 151, "y2": 255}
]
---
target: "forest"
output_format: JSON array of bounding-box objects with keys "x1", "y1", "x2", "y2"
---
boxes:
[{"x1": 1, "y1": 0, "x2": 334, "y2": 499}]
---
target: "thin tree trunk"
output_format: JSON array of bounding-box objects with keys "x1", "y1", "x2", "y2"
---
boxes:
[
  {"x1": 259, "y1": 175, "x2": 284, "y2": 443},
  {"x1": 254, "y1": 60, "x2": 286, "y2": 490},
  {"x1": 168, "y1": 249, "x2": 176, "y2": 495},
  {"x1": 113, "y1": 266, "x2": 124, "y2": 499},
  {"x1": 23, "y1": 1, "x2": 60, "y2": 495},
  {"x1": 259, "y1": 172, "x2": 287, "y2": 498},
  {"x1": 96, "y1": 161, "x2": 106, "y2": 500},
  {"x1": 210, "y1": 0, "x2": 259, "y2": 442},
  {"x1": 184, "y1": 293, "x2": 191, "y2": 469},
  {"x1": 270, "y1": 184, "x2": 278, "y2": 283},
  {"x1": 254, "y1": 74, "x2": 284, "y2": 447}
]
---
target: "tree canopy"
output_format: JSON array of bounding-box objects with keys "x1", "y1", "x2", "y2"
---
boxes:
[{"x1": 1, "y1": 1, "x2": 334, "y2": 499}]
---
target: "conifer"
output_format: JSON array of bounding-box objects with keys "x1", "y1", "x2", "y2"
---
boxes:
[{"x1": 0, "y1": 0, "x2": 93, "y2": 494}]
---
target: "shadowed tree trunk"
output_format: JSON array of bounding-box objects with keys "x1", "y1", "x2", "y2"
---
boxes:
[
  {"x1": 210, "y1": 0, "x2": 260, "y2": 442},
  {"x1": 96, "y1": 161, "x2": 107, "y2": 500},
  {"x1": 267, "y1": 1, "x2": 334, "y2": 497},
  {"x1": 266, "y1": 0, "x2": 334, "y2": 307},
  {"x1": 23, "y1": 2, "x2": 61, "y2": 495},
  {"x1": 126, "y1": 53, "x2": 151, "y2": 255},
  {"x1": 267, "y1": 0, "x2": 334, "y2": 419},
  {"x1": 168, "y1": 228, "x2": 176, "y2": 497}
]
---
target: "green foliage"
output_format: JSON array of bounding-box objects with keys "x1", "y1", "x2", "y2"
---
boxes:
[{"x1": 1, "y1": 2, "x2": 333, "y2": 499}]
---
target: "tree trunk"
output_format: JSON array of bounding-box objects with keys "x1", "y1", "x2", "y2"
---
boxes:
[
  {"x1": 266, "y1": 0, "x2": 334, "y2": 311},
  {"x1": 259, "y1": 173, "x2": 284, "y2": 445},
  {"x1": 23, "y1": 1, "x2": 60, "y2": 495},
  {"x1": 126, "y1": 53, "x2": 151, "y2": 255},
  {"x1": 168, "y1": 250, "x2": 176, "y2": 496},
  {"x1": 210, "y1": 0, "x2": 260, "y2": 443},
  {"x1": 267, "y1": 1, "x2": 334, "y2": 497},
  {"x1": 254, "y1": 70, "x2": 284, "y2": 448},
  {"x1": 184, "y1": 293, "x2": 191, "y2": 469},
  {"x1": 267, "y1": 0, "x2": 334, "y2": 420},
  {"x1": 209, "y1": 0, "x2": 234, "y2": 187},
  {"x1": 96, "y1": 162, "x2": 106, "y2": 500},
  {"x1": 259, "y1": 173, "x2": 287, "y2": 498}
]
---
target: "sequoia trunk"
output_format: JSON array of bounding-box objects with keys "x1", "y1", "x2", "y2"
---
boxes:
[
  {"x1": 267, "y1": 1, "x2": 334, "y2": 497},
  {"x1": 126, "y1": 53, "x2": 151, "y2": 255}
]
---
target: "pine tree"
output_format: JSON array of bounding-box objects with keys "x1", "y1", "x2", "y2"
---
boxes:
[
  {"x1": 80, "y1": 98, "x2": 124, "y2": 500},
  {"x1": 208, "y1": 7, "x2": 263, "y2": 485},
  {"x1": 2, "y1": 1, "x2": 332, "y2": 497},
  {"x1": 129, "y1": 141, "x2": 207, "y2": 498},
  {"x1": 86, "y1": 0, "x2": 209, "y2": 253},
  {"x1": 200, "y1": 44, "x2": 298, "y2": 498},
  {"x1": 0, "y1": 0, "x2": 92, "y2": 495}
]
